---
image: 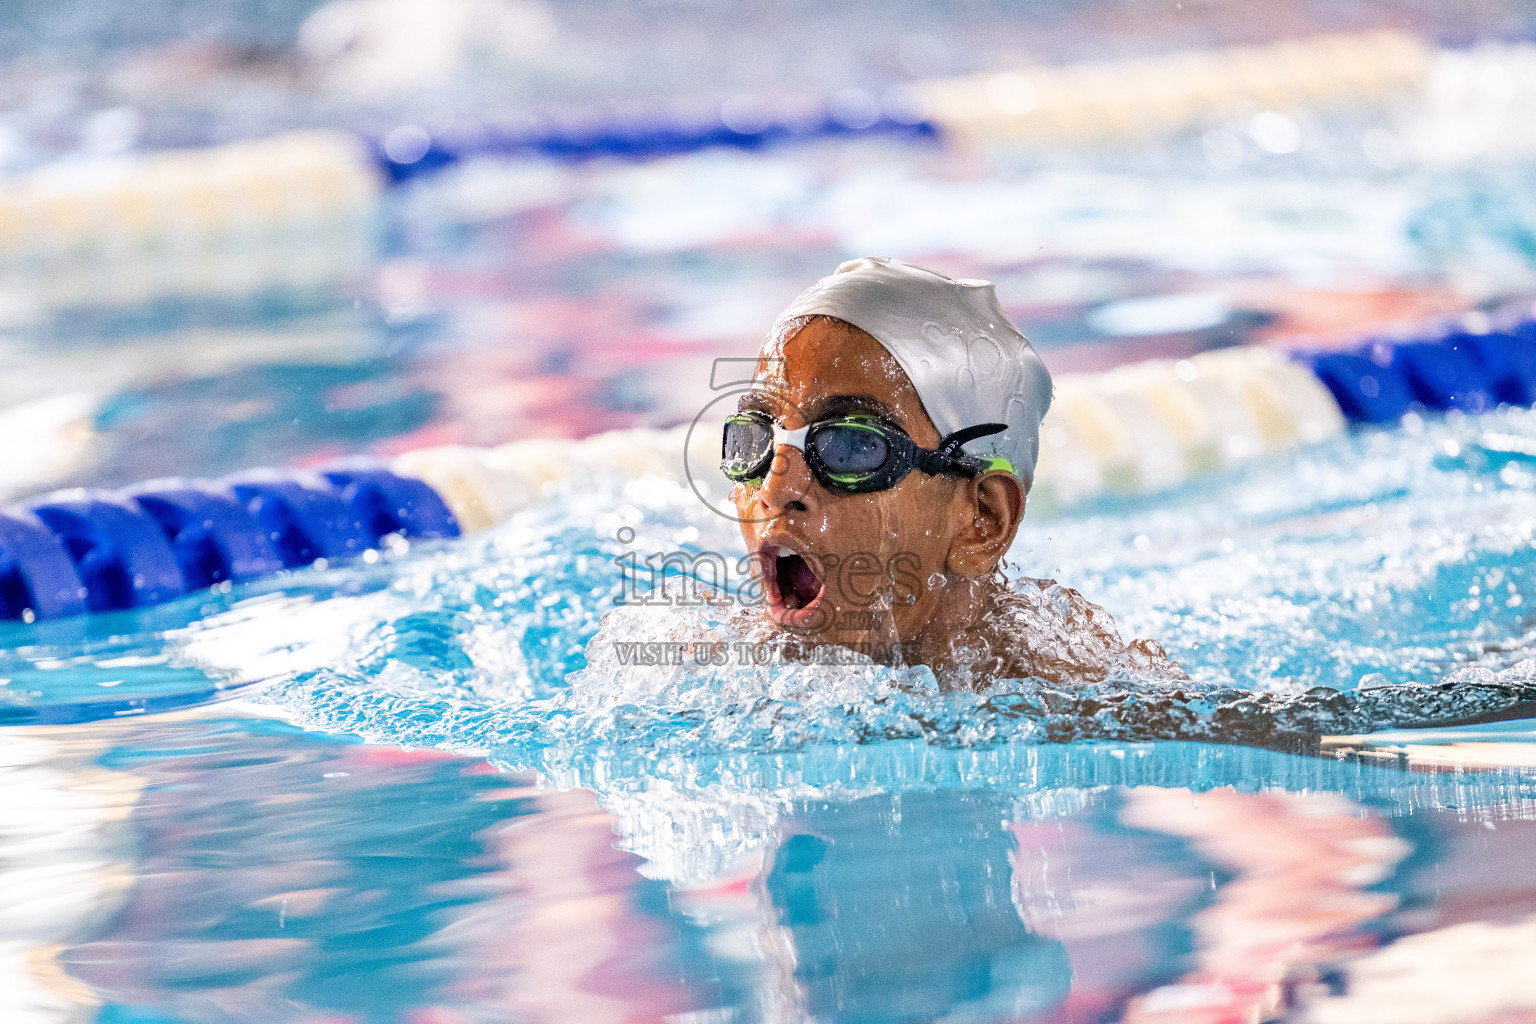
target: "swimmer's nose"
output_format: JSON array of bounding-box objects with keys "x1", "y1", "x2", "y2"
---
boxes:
[{"x1": 759, "y1": 443, "x2": 811, "y2": 515}]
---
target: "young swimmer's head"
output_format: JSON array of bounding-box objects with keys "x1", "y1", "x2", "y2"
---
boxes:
[{"x1": 727, "y1": 257, "x2": 1053, "y2": 657}]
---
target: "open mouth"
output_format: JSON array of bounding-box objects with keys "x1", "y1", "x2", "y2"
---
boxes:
[{"x1": 764, "y1": 544, "x2": 824, "y2": 611}]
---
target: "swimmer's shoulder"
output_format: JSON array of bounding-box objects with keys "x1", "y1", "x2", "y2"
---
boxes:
[
  {"x1": 997, "y1": 576, "x2": 1186, "y2": 682},
  {"x1": 1004, "y1": 576, "x2": 1116, "y2": 627}
]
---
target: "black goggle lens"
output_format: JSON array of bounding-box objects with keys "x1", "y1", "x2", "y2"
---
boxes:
[
  {"x1": 722, "y1": 415, "x2": 774, "y2": 480},
  {"x1": 810, "y1": 422, "x2": 892, "y2": 481}
]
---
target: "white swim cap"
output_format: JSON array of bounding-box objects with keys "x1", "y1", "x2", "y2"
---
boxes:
[{"x1": 773, "y1": 257, "x2": 1054, "y2": 489}]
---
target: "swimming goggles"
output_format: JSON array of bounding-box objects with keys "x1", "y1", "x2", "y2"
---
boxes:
[{"x1": 721, "y1": 411, "x2": 1011, "y2": 494}]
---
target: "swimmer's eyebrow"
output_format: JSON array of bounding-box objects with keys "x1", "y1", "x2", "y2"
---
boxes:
[
  {"x1": 736, "y1": 392, "x2": 775, "y2": 415},
  {"x1": 804, "y1": 394, "x2": 899, "y2": 422},
  {"x1": 734, "y1": 392, "x2": 899, "y2": 423}
]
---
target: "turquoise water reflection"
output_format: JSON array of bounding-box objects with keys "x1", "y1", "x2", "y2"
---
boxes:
[
  {"x1": 34, "y1": 714, "x2": 740, "y2": 1024},
  {"x1": 5, "y1": 711, "x2": 1536, "y2": 1023}
]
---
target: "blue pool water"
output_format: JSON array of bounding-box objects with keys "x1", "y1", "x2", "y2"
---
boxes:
[
  {"x1": 13, "y1": 4, "x2": 1536, "y2": 1020},
  {"x1": 7, "y1": 404, "x2": 1536, "y2": 1022}
]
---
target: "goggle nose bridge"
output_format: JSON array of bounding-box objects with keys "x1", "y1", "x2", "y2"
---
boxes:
[{"x1": 773, "y1": 424, "x2": 809, "y2": 453}]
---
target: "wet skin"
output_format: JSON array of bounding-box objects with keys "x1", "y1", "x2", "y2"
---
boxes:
[{"x1": 732, "y1": 316, "x2": 1027, "y2": 669}]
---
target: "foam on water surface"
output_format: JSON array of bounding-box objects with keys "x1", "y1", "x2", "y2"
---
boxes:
[
  {"x1": 8, "y1": 408, "x2": 1536, "y2": 772},
  {"x1": 0, "y1": 408, "x2": 1523, "y2": 761}
]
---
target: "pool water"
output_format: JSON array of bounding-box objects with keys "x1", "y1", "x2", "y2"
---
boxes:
[
  {"x1": 7, "y1": 403, "x2": 1536, "y2": 1023},
  {"x1": 12, "y1": 3, "x2": 1536, "y2": 1019}
]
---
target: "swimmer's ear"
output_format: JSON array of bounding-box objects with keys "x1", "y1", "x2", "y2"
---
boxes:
[{"x1": 944, "y1": 471, "x2": 1025, "y2": 578}]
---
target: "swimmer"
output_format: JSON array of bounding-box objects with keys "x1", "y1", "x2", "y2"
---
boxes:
[{"x1": 724, "y1": 257, "x2": 1180, "y2": 687}]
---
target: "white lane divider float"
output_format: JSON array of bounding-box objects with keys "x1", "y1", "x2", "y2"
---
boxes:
[
  {"x1": 915, "y1": 30, "x2": 1430, "y2": 150},
  {"x1": 1030, "y1": 347, "x2": 1345, "y2": 512},
  {"x1": 0, "y1": 131, "x2": 380, "y2": 319}
]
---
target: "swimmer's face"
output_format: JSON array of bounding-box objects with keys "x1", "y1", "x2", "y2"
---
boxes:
[{"x1": 731, "y1": 317, "x2": 1024, "y2": 653}]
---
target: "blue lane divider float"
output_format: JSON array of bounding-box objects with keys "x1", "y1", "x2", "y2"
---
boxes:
[
  {"x1": 373, "y1": 106, "x2": 939, "y2": 184},
  {"x1": 0, "y1": 510, "x2": 87, "y2": 620},
  {"x1": 1298, "y1": 321, "x2": 1536, "y2": 424},
  {"x1": 224, "y1": 470, "x2": 375, "y2": 566},
  {"x1": 127, "y1": 484, "x2": 286, "y2": 590},
  {"x1": 0, "y1": 463, "x2": 458, "y2": 622},
  {"x1": 322, "y1": 463, "x2": 462, "y2": 540},
  {"x1": 28, "y1": 494, "x2": 189, "y2": 614}
]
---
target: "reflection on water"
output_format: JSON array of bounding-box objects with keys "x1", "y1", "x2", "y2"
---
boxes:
[
  {"x1": 7, "y1": 711, "x2": 1536, "y2": 1022},
  {"x1": 760, "y1": 794, "x2": 1073, "y2": 1022},
  {"x1": 13, "y1": 714, "x2": 730, "y2": 1024}
]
